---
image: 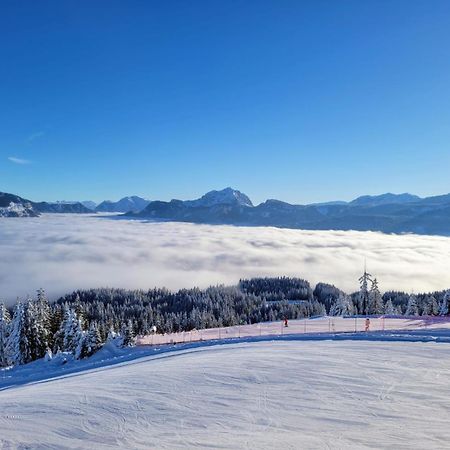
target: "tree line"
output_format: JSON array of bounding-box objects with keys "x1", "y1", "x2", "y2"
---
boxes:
[{"x1": 1, "y1": 276, "x2": 449, "y2": 367}]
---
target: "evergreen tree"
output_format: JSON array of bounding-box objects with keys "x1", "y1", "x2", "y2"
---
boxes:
[
  {"x1": 6, "y1": 301, "x2": 29, "y2": 366},
  {"x1": 107, "y1": 328, "x2": 124, "y2": 348},
  {"x1": 74, "y1": 320, "x2": 87, "y2": 360},
  {"x1": 24, "y1": 298, "x2": 41, "y2": 361},
  {"x1": 329, "y1": 294, "x2": 354, "y2": 316},
  {"x1": 49, "y1": 304, "x2": 64, "y2": 341},
  {"x1": 358, "y1": 269, "x2": 373, "y2": 315},
  {"x1": 369, "y1": 278, "x2": 384, "y2": 314},
  {"x1": 36, "y1": 288, "x2": 52, "y2": 350},
  {"x1": 429, "y1": 296, "x2": 440, "y2": 316},
  {"x1": 384, "y1": 298, "x2": 395, "y2": 315},
  {"x1": 0, "y1": 302, "x2": 11, "y2": 367},
  {"x1": 62, "y1": 308, "x2": 77, "y2": 352},
  {"x1": 122, "y1": 320, "x2": 136, "y2": 347},
  {"x1": 56, "y1": 308, "x2": 85, "y2": 357},
  {"x1": 421, "y1": 296, "x2": 431, "y2": 315},
  {"x1": 439, "y1": 291, "x2": 450, "y2": 316},
  {"x1": 83, "y1": 322, "x2": 103, "y2": 357},
  {"x1": 405, "y1": 294, "x2": 419, "y2": 316},
  {"x1": 421, "y1": 295, "x2": 439, "y2": 316},
  {"x1": 24, "y1": 296, "x2": 52, "y2": 362}
]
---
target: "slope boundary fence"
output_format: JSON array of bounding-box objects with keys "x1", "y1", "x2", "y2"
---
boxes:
[{"x1": 136, "y1": 316, "x2": 450, "y2": 346}]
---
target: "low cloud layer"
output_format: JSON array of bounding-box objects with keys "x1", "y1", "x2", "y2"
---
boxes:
[{"x1": 1, "y1": 214, "x2": 450, "y2": 304}]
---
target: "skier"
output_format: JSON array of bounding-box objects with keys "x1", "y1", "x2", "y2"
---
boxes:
[
  {"x1": 284, "y1": 318, "x2": 289, "y2": 328},
  {"x1": 365, "y1": 318, "x2": 370, "y2": 332}
]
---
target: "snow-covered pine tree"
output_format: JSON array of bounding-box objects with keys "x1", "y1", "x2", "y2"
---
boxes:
[
  {"x1": 421, "y1": 296, "x2": 431, "y2": 316},
  {"x1": 122, "y1": 320, "x2": 136, "y2": 347},
  {"x1": 405, "y1": 294, "x2": 419, "y2": 316},
  {"x1": 68, "y1": 315, "x2": 84, "y2": 358},
  {"x1": 369, "y1": 278, "x2": 384, "y2": 314},
  {"x1": 50, "y1": 304, "x2": 64, "y2": 344},
  {"x1": 6, "y1": 301, "x2": 29, "y2": 366},
  {"x1": 74, "y1": 317, "x2": 87, "y2": 360},
  {"x1": 0, "y1": 302, "x2": 11, "y2": 367},
  {"x1": 384, "y1": 298, "x2": 395, "y2": 315},
  {"x1": 329, "y1": 300, "x2": 338, "y2": 317},
  {"x1": 36, "y1": 288, "x2": 52, "y2": 350},
  {"x1": 439, "y1": 291, "x2": 450, "y2": 316},
  {"x1": 24, "y1": 298, "x2": 41, "y2": 362},
  {"x1": 106, "y1": 327, "x2": 124, "y2": 348},
  {"x1": 24, "y1": 296, "x2": 51, "y2": 362},
  {"x1": 358, "y1": 269, "x2": 373, "y2": 315},
  {"x1": 422, "y1": 295, "x2": 439, "y2": 316},
  {"x1": 83, "y1": 322, "x2": 103, "y2": 357},
  {"x1": 429, "y1": 295, "x2": 440, "y2": 316},
  {"x1": 329, "y1": 294, "x2": 354, "y2": 316},
  {"x1": 311, "y1": 301, "x2": 326, "y2": 317},
  {"x1": 52, "y1": 316, "x2": 65, "y2": 353},
  {"x1": 55, "y1": 307, "x2": 71, "y2": 352},
  {"x1": 56, "y1": 308, "x2": 85, "y2": 357}
]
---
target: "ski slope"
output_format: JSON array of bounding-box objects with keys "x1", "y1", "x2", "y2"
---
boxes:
[
  {"x1": 137, "y1": 316, "x2": 450, "y2": 346},
  {"x1": 2, "y1": 337, "x2": 450, "y2": 449}
]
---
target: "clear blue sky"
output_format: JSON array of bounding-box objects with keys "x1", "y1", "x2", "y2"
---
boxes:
[{"x1": 1, "y1": 0, "x2": 449, "y2": 204}]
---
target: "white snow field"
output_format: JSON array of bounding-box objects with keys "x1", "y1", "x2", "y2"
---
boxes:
[
  {"x1": 2, "y1": 335, "x2": 450, "y2": 449},
  {"x1": 136, "y1": 316, "x2": 450, "y2": 346}
]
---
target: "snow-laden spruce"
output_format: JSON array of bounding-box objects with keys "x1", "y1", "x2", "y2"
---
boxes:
[
  {"x1": 0, "y1": 291, "x2": 113, "y2": 368},
  {"x1": 0, "y1": 303, "x2": 11, "y2": 366}
]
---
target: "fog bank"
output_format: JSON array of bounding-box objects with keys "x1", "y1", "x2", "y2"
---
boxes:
[{"x1": 0, "y1": 214, "x2": 449, "y2": 303}]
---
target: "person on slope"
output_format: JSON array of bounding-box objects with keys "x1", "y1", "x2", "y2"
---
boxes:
[
  {"x1": 365, "y1": 318, "x2": 370, "y2": 332},
  {"x1": 284, "y1": 318, "x2": 289, "y2": 327}
]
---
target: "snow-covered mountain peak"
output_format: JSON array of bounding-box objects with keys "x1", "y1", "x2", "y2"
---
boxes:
[
  {"x1": 185, "y1": 187, "x2": 254, "y2": 208},
  {"x1": 96, "y1": 196, "x2": 150, "y2": 213},
  {"x1": 0, "y1": 201, "x2": 38, "y2": 217}
]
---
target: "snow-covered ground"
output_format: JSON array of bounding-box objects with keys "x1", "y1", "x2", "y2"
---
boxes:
[
  {"x1": 2, "y1": 331, "x2": 450, "y2": 449},
  {"x1": 137, "y1": 316, "x2": 450, "y2": 345}
]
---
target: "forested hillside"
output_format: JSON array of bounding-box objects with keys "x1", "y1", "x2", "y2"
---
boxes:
[{"x1": 1, "y1": 277, "x2": 449, "y2": 368}]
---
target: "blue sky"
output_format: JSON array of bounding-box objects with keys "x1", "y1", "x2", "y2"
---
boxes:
[{"x1": 1, "y1": 0, "x2": 450, "y2": 204}]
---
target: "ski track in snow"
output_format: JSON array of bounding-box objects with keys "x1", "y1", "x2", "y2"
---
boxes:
[{"x1": 1, "y1": 339, "x2": 450, "y2": 449}]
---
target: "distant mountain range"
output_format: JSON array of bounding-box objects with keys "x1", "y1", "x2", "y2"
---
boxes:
[
  {"x1": 1, "y1": 188, "x2": 450, "y2": 236},
  {"x1": 0, "y1": 193, "x2": 150, "y2": 216},
  {"x1": 128, "y1": 187, "x2": 450, "y2": 236},
  {"x1": 0, "y1": 192, "x2": 92, "y2": 217}
]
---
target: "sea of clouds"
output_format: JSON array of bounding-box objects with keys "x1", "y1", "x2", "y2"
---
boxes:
[{"x1": 1, "y1": 214, "x2": 450, "y2": 303}]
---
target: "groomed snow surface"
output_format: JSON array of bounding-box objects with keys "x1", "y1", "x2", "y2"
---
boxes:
[
  {"x1": 136, "y1": 316, "x2": 450, "y2": 346},
  {"x1": 2, "y1": 329, "x2": 450, "y2": 449}
]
